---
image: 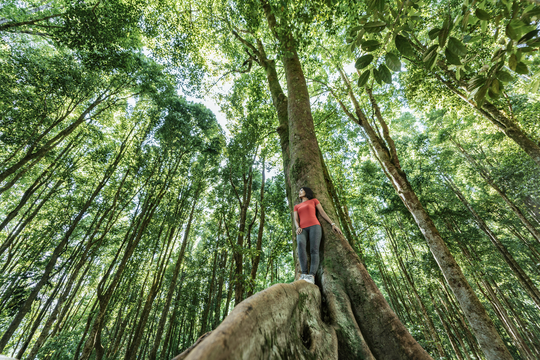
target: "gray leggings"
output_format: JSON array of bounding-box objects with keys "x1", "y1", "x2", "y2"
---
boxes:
[{"x1": 297, "y1": 224, "x2": 322, "y2": 275}]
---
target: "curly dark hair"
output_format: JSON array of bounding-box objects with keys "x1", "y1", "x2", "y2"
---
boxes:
[{"x1": 301, "y1": 187, "x2": 315, "y2": 200}]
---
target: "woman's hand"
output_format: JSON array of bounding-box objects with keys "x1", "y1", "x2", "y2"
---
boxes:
[
  {"x1": 332, "y1": 224, "x2": 342, "y2": 235},
  {"x1": 316, "y1": 204, "x2": 343, "y2": 235},
  {"x1": 293, "y1": 211, "x2": 301, "y2": 235}
]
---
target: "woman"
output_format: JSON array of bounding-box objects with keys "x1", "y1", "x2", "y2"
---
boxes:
[{"x1": 293, "y1": 187, "x2": 342, "y2": 284}]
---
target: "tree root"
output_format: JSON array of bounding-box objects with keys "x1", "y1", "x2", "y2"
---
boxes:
[{"x1": 173, "y1": 281, "x2": 337, "y2": 360}]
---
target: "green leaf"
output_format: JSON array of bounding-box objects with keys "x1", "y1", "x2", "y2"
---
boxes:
[
  {"x1": 454, "y1": 14, "x2": 463, "y2": 29},
  {"x1": 531, "y1": 77, "x2": 540, "y2": 93},
  {"x1": 355, "y1": 54, "x2": 374, "y2": 69},
  {"x1": 379, "y1": 64, "x2": 392, "y2": 84},
  {"x1": 468, "y1": 35, "x2": 482, "y2": 43},
  {"x1": 515, "y1": 62, "x2": 529, "y2": 74},
  {"x1": 438, "y1": 28, "x2": 449, "y2": 47},
  {"x1": 506, "y1": 24, "x2": 518, "y2": 41},
  {"x1": 474, "y1": 84, "x2": 489, "y2": 106},
  {"x1": 515, "y1": 50, "x2": 523, "y2": 62},
  {"x1": 468, "y1": 14, "x2": 480, "y2": 26},
  {"x1": 467, "y1": 75, "x2": 486, "y2": 92},
  {"x1": 373, "y1": 67, "x2": 382, "y2": 85},
  {"x1": 428, "y1": 28, "x2": 441, "y2": 40},
  {"x1": 491, "y1": 48, "x2": 505, "y2": 62},
  {"x1": 508, "y1": 53, "x2": 517, "y2": 70},
  {"x1": 522, "y1": 7, "x2": 540, "y2": 21},
  {"x1": 425, "y1": 53, "x2": 438, "y2": 70},
  {"x1": 349, "y1": 26, "x2": 363, "y2": 36},
  {"x1": 447, "y1": 37, "x2": 467, "y2": 57},
  {"x1": 491, "y1": 63, "x2": 504, "y2": 77},
  {"x1": 385, "y1": 52, "x2": 401, "y2": 71},
  {"x1": 518, "y1": 30, "x2": 539, "y2": 45},
  {"x1": 488, "y1": 87, "x2": 500, "y2": 99},
  {"x1": 364, "y1": 21, "x2": 387, "y2": 33},
  {"x1": 366, "y1": 0, "x2": 385, "y2": 12},
  {"x1": 349, "y1": 42, "x2": 356, "y2": 54},
  {"x1": 527, "y1": 37, "x2": 540, "y2": 48},
  {"x1": 490, "y1": 78, "x2": 500, "y2": 94},
  {"x1": 358, "y1": 70, "x2": 370, "y2": 87},
  {"x1": 475, "y1": 9, "x2": 491, "y2": 20},
  {"x1": 362, "y1": 40, "x2": 381, "y2": 52},
  {"x1": 445, "y1": 48, "x2": 462, "y2": 65},
  {"x1": 509, "y1": 19, "x2": 529, "y2": 33},
  {"x1": 423, "y1": 44, "x2": 438, "y2": 63},
  {"x1": 496, "y1": 70, "x2": 514, "y2": 83},
  {"x1": 355, "y1": 33, "x2": 364, "y2": 48},
  {"x1": 395, "y1": 35, "x2": 415, "y2": 57},
  {"x1": 462, "y1": 13, "x2": 470, "y2": 29}
]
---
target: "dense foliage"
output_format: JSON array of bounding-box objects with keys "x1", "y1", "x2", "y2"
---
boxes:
[{"x1": 1, "y1": 0, "x2": 539, "y2": 359}]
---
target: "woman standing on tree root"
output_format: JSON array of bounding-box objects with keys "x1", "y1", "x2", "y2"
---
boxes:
[{"x1": 294, "y1": 187, "x2": 342, "y2": 284}]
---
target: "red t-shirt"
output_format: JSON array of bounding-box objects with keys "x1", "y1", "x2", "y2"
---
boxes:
[{"x1": 294, "y1": 198, "x2": 321, "y2": 228}]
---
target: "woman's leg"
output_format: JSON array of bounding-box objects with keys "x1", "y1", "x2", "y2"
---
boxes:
[
  {"x1": 307, "y1": 225, "x2": 322, "y2": 275},
  {"x1": 297, "y1": 230, "x2": 309, "y2": 274}
]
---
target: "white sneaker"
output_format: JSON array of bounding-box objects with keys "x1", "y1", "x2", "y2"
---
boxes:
[{"x1": 299, "y1": 274, "x2": 315, "y2": 284}]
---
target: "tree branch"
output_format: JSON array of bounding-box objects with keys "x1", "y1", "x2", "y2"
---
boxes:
[
  {"x1": 365, "y1": 87, "x2": 401, "y2": 169},
  {"x1": 229, "y1": 169, "x2": 243, "y2": 208},
  {"x1": 309, "y1": 77, "x2": 359, "y2": 125},
  {"x1": 0, "y1": 13, "x2": 63, "y2": 31}
]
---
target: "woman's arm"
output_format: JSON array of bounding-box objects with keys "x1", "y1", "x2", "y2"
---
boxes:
[
  {"x1": 316, "y1": 203, "x2": 343, "y2": 234},
  {"x1": 293, "y1": 211, "x2": 302, "y2": 234}
]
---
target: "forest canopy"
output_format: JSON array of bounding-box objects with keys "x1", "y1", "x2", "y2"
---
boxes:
[{"x1": 1, "y1": 0, "x2": 539, "y2": 359}]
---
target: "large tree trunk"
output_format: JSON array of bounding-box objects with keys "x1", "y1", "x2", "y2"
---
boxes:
[{"x1": 275, "y1": 14, "x2": 431, "y2": 358}]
